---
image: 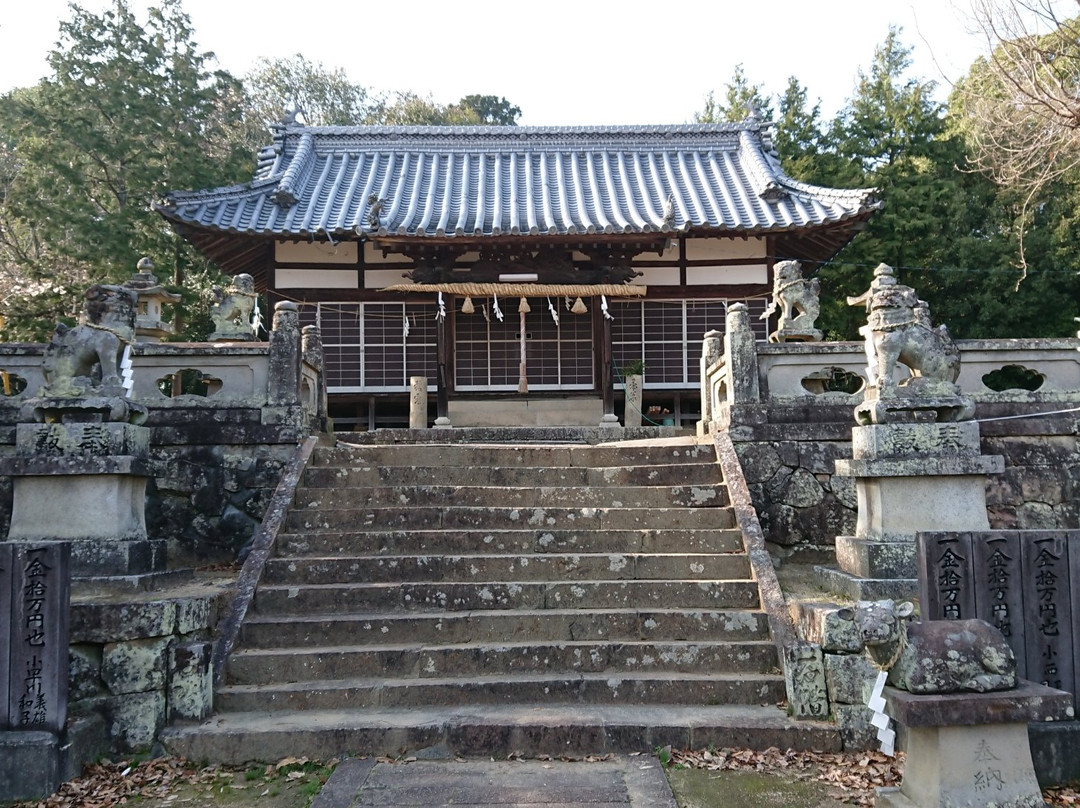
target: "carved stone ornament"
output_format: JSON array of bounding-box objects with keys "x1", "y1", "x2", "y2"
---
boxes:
[
  {"x1": 847, "y1": 264, "x2": 973, "y2": 424},
  {"x1": 41, "y1": 284, "x2": 137, "y2": 399},
  {"x1": 759, "y1": 259, "x2": 822, "y2": 342},
  {"x1": 209, "y1": 273, "x2": 257, "y2": 341},
  {"x1": 837, "y1": 599, "x2": 1017, "y2": 694}
]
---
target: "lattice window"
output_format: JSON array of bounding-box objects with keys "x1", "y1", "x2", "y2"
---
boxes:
[
  {"x1": 612, "y1": 298, "x2": 766, "y2": 388},
  {"x1": 455, "y1": 301, "x2": 594, "y2": 391},
  {"x1": 307, "y1": 301, "x2": 437, "y2": 392}
]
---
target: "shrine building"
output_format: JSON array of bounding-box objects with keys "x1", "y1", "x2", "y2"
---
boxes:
[{"x1": 158, "y1": 119, "x2": 879, "y2": 429}]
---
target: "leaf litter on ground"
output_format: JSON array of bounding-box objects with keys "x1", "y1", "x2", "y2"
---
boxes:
[
  {"x1": 668, "y1": 747, "x2": 1080, "y2": 807},
  {"x1": 6, "y1": 750, "x2": 1079, "y2": 808},
  {"x1": 7, "y1": 755, "x2": 338, "y2": 808}
]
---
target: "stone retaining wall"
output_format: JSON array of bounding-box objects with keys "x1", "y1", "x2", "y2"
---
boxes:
[
  {"x1": 725, "y1": 404, "x2": 1080, "y2": 560},
  {"x1": 66, "y1": 585, "x2": 228, "y2": 755}
]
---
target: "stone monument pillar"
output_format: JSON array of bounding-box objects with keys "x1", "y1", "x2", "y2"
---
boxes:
[
  {"x1": 409, "y1": 376, "x2": 428, "y2": 429},
  {"x1": 0, "y1": 542, "x2": 71, "y2": 800},
  {"x1": 816, "y1": 265, "x2": 1003, "y2": 601}
]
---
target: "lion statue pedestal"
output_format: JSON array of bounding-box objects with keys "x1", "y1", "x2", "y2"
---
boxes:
[
  {"x1": 815, "y1": 264, "x2": 1003, "y2": 603},
  {"x1": 1, "y1": 284, "x2": 164, "y2": 580}
]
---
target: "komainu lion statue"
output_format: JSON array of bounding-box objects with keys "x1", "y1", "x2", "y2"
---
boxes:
[
  {"x1": 760, "y1": 259, "x2": 821, "y2": 342},
  {"x1": 42, "y1": 284, "x2": 137, "y2": 397},
  {"x1": 210, "y1": 273, "x2": 257, "y2": 340},
  {"x1": 848, "y1": 263, "x2": 960, "y2": 390}
]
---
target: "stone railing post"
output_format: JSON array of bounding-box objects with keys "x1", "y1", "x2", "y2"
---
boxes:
[
  {"x1": 268, "y1": 301, "x2": 301, "y2": 407},
  {"x1": 724, "y1": 303, "x2": 760, "y2": 406},
  {"x1": 699, "y1": 329, "x2": 723, "y2": 426},
  {"x1": 301, "y1": 324, "x2": 328, "y2": 428},
  {"x1": 721, "y1": 303, "x2": 764, "y2": 429}
]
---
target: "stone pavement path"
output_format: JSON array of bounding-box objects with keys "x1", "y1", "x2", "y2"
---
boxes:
[{"x1": 310, "y1": 756, "x2": 677, "y2": 808}]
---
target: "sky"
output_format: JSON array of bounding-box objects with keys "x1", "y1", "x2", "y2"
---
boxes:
[{"x1": 0, "y1": 0, "x2": 992, "y2": 127}]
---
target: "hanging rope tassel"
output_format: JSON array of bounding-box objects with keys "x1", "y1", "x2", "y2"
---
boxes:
[
  {"x1": 120, "y1": 345, "x2": 134, "y2": 397},
  {"x1": 601, "y1": 294, "x2": 613, "y2": 321},
  {"x1": 571, "y1": 297, "x2": 587, "y2": 314},
  {"x1": 518, "y1": 296, "x2": 531, "y2": 314},
  {"x1": 403, "y1": 311, "x2": 410, "y2": 338},
  {"x1": 492, "y1": 293, "x2": 504, "y2": 322},
  {"x1": 461, "y1": 295, "x2": 474, "y2": 315},
  {"x1": 251, "y1": 297, "x2": 264, "y2": 336},
  {"x1": 547, "y1": 296, "x2": 559, "y2": 326},
  {"x1": 436, "y1": 291, "x2": 446, "y2": 323}
]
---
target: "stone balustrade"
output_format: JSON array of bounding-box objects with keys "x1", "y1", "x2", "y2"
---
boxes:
[
  {"x1": 701, "y1": 316, "x2": 1080, "y2": 424},
  {"x1": 0, "y1": 306, "x2": 328, "y2": 566},
  {"x1": 0, "y1": 312, "x2": 324, "y2": 427}
]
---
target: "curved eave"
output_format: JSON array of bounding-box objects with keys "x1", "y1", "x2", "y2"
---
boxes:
[{"x1": 165, "y1": 218, "x2": 274, "y2": 285}]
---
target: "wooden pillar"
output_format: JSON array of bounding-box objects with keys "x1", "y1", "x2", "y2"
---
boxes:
[
  {"x1": 601, "y1": 306, "x2": 615, "y2": 422},
  {"x1": 435, "y1": 298, "x2": 450, "y2": 425}
]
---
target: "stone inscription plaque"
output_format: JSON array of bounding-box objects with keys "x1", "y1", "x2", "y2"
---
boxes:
[
  {"x1": 972, "y1": 738, "x2": 1005, "y2": 797},
  {"x1": 917, "y1": 530, "x2": 1078, "y2": 705},
  {"x1": 1073, "y1": 541, "x2": 1080, "y2": 715},
  {"x1": 972, "y1": 532, "x2": 1025, "y2": 679},
  {"x1": 5, "y1": 542, "x2": 69, "y2": 733},
  {"x1": 0, "y1": 544, "x2": 11, "y2": 731},
  {"x1": 919, "y1": 533, "x2": 976, "y2": 621},
  {"x1": 1022, "y1": 532, "x2": 1073, "y2": 694}
]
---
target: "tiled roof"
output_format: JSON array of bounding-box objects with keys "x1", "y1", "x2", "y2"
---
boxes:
[{"x1": 159, "y1": 122, "x2": 879, "y2": 241}]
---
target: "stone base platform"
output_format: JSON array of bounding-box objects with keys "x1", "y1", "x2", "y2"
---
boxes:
[
  {"x1": 813, "y1": 564, "x2": 917, "y2": 602},
  {"x1": 0, "y1": 731, "x2": 61, "y2": 802},
  {"x1": 448, "y1": 397, "x2": 603, "y2": 427},
  {"x1": 878, "y1": 681, "x2": 1074, "y2": 808},
  {"x1": 69, "y1": 538, "x2": 167, "y2": 578}
]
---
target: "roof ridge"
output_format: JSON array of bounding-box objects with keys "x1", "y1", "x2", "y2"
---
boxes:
[{"x1": 274, "y1": 121, "x2": 769, "y2": 138}]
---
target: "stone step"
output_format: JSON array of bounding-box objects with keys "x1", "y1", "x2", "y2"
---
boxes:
[
  {"x1": 333, "y1": 427, "x2": 690, "y2": 445},
  {"x1": 238, "y1": 608, "x2": 771, "y2": 648},
  {"x1": 215, "y1": 671, "x2": 785, "y2": 713},
  {"x1": 262, "y1": 553, "x2": 751, "y2": 585},
  {"x1": 285, "y1": 506, "x2": 736, "y2": 532},
  {"x1": 312, "y1": 442, "x2": 716, "y2": 469},
  {"x1": 277, "y1": 527, "x2": 745, "y2": 557},
  {"x1": 292, "y1": 484, "x2": 729, "y2": 510},
  {"x1": 226, "y1": 639, "x2": 779, "y2": 685},
  {"x1": 252, "y1": 579, "x2": 761, "y2": 615},
  {"x1": 303, "y1": 462, "x2": 722, "y2": 489},
  {"x1": 161, "y1": 704, "x2": 841, "y2": 764}
]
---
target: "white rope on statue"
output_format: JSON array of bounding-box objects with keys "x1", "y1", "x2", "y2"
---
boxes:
[
  {"x1": 120, "y1": 345, "x2": 134, "y2": 397},
  {"x1": 251, "y1": 297, "x2": 264, "y2": 336},
  {"x1": 864, "y1": 630, "x2": 905, "y2": 757}
]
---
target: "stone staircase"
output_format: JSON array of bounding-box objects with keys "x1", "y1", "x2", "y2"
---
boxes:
[{"x1": 164, "y1": 436, "x2": 837, "y2": 763}]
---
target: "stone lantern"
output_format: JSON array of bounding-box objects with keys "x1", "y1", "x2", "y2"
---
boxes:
[{"x1": 123, "y1": 257, "x2": 181, "y2": 342}]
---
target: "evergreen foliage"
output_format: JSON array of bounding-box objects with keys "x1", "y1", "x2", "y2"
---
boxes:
[
  {"x1": 0, "y1": 0, "x2": 251, "y2": 338},
  {"x1": 1, "y1": 4, "x2": 1078, "y2": 342},
  {"x1": 697, "y1": 25, "x2": 1080, "y2": 340}
]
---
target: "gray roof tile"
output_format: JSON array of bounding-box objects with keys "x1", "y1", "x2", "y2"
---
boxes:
[{"x1": 159, "y1": 122, "x2": 879, "y2": 240}]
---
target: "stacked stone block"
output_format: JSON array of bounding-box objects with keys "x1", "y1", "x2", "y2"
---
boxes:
[{"x1": 67, "y1": 594, "x2": 219, "y2": 751}]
